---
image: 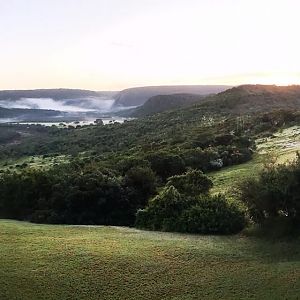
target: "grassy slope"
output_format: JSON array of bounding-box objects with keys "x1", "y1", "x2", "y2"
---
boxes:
[
  {"x1": 1, "y1": 219, "x2": 300, "y2": 300},
  {"x1": 210, "y1": 126, "x2": 300, "y2": 195},
  {"x1": 0, "y1": 155, "x2": 70, "y2": 173}
]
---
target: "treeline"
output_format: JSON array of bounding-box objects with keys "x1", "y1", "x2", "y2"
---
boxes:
[
  {"x1": 2, "y1": 108, "x2": 298, "y2": 163},
  {"x1": 0, "y1": 157, "x2": 246, "y2": 234},
  {"x1": 0, "y1": 161, "x2": 156, "y2": 225}
]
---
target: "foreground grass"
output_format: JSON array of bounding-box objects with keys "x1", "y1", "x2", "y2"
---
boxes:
[{"x1": 1, "y1": 220, "x2": 300, "y2": 299}]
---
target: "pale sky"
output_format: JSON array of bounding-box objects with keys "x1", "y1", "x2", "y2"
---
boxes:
[{"x1": 1, "y1": 0, "x2": 300, "y2": 90}]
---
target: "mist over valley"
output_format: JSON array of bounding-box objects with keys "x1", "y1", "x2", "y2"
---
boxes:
[{"x1": 0, "y1": 85, "x2": 230, "y2": 124}]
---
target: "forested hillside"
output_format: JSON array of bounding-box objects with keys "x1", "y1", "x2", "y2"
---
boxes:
[
  {"x1": 1, "y1": 85, "x2": 300, "y2": 231},
  {"x1": 203, "y1": 84, "x2": 300, "y2": 113},
  {"x1": 128, "y1": 93, "x2": 205, "y2": 117}
]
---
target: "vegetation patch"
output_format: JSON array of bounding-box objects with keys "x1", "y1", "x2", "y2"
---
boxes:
[
  {"x1": 136, "y1": 170, "x2": 245, "y2": 234},
  {"x1": 239, "y1": 154, "x2": 300, "y2": 234},
  {"x1": 210, "y1": 125, "x2": 300, "y2": 195}
]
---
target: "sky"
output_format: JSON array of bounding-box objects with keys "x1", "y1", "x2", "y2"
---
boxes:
[{"x1": 0, "y1": 0, "x2": 300, "y2": 90}]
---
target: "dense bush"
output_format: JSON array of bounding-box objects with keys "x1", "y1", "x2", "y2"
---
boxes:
[
  {"x1": 166, "y1": 169, "x2": 212, "y2": 196},
  {"x1": 135, "y1": 186, "x2": 187, "y2": 231},
  {"x1": 180, "y1": 195, "x2": 246, "y2": 234},
  {"x1": 145, "y1": 152, "x2": 186, "y2": 181},
  {"x1": 181, "y1": 148, "x2": 219, "y2": 171},
  {"x1": 136, "y1": 170, "x2": 245, "y2": 234},
  {"x1": 116, "y1": 157, "x2": 151, "y2": 175},
  {"x1": 123, "y1": 166, "x2": 157, "y2": 213},
  {"x1": 239, "y1": 154, "x2": 300, "y2": 229},
  {"x1": 0, "y1": 162, "x2": 157, "y2": 226}
]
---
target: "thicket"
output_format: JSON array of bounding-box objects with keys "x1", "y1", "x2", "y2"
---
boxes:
[
  {"x1": 239, "y1": 154, "x2": 300, "y2": 234},
  {"x1": 0, "y1": 162, "x2": 246, "y2": 234},
  {"x1": 0, "y1": 161, "x2": 156, "y2": 225},
  {"x1": 136, "y1": 170, "x2": 245, "y2": 234}
]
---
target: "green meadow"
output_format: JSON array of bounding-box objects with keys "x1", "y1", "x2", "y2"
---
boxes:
[{"x1": 1, "y1": 219, "x2": 300, "y2": 300}]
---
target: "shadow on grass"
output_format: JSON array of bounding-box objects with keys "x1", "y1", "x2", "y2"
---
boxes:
[{"x1": 241, "y1": 221, "x2": 300, "y2": 264}]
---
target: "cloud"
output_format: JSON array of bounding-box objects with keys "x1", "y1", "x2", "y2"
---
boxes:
[{"x1": 0, "y1": 97, "x2": 116, "y2": 113}]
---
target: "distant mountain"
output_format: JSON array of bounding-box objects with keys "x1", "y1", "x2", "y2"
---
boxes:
[
  {"x1": 113, "y1": 85, "x2": 232, "y2": 107},
  {"x1": 129, "y1": 94, "x2": 206, "y2": 117}
]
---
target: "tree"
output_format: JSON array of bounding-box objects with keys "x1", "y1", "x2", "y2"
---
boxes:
[
  {"x1": 166, "y1": 169, "x2": 213, "y2": 196},
  {"x1": 145, "y1": 152, "x2": 186, "y2": 181},
  {"x1": 124, "y1": 166, "x2": 157, "y2": 211}
]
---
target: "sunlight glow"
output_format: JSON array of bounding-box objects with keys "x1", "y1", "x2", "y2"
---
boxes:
[{"x1": 0, "y1": 0, "x2": 300, "y2": 89}]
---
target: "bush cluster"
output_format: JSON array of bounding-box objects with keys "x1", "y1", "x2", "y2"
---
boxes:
[
  {"x1": 136, "y1": 170, "x2": 245, "y2": 234},
  {"x1": 239, "y1": 154, "x2": 300, "y2": 229},
  {"x1": 0, "y1": 162, "x2": 156, "y2": 226}
]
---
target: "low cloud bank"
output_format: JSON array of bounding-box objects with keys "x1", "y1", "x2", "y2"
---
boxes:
[{"x1": 0, "y1": 97, "x2": 116, "y2": 113}]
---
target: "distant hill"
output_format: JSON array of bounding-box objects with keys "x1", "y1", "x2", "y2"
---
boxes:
[
  {"x1": 129, "y1": 94, "x2": 206, "y2": 117},
  {"x1": 3, "y1": 85, "x2": 300, "y2": 121},
  {"x1": 113, "y1": 85, "x2": 232, "y2": 107},
  {"x1": 123, "y1": 84, "x2": 300, "y2": 118},
  {"x1": 0, "y1": 89, "x2": 107, "y2": 101},
  {"x1": 200, "y1": 84, "x2": 300, "y2": 114},
  {"x1": 0, "y1": 107, "x2": 61, "y2": 120}
]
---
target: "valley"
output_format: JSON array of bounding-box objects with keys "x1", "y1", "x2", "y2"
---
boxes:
[{"x1": 2, "y1": 85, "x2": 300, "y2": 299}]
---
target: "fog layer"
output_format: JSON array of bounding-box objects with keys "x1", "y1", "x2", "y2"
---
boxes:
[{"x1": 0, "y1": 97, "x2": 116, "y2": 113}]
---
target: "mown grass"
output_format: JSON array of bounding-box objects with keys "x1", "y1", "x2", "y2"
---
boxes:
[{"x1": 1, "y1": 220, "x2": 300, "y2": 300}]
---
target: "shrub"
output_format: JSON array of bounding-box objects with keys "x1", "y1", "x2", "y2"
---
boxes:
[
  {"x1": 116, "y1": 157, "x2": 151, "y2": 175},
  {"x1": 181, "y1": 148, "x2": 219, "y2": 171},
  {"x1": 136, "y1": 190, "x2": 245, "y2": 234},
  {"x1": 136, "y1": 186, "x2": 188, "y2": 231},
  {"x1": 145, "y1": 152, "x2": 186, "y2": 181},
  {"x1": 180, "y1": 195, "x2": 245, "y2": 234},
  {"x1": 136, "y1": 170, "x2": 245, "y2": 234},
  {"x1": 166, "y1": 169, "x2": 213, "y2": 196},
  {"x1": 123, "y1": 166, "x2": 157, "y2": 211},
  {"x1": 239, "y1": 154, "x2": 300, "y2": 230}
]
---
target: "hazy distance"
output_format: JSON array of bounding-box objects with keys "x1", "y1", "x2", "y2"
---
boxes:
[{"x1": 1, "y1": 0, "x2": 300, "y2": 90}]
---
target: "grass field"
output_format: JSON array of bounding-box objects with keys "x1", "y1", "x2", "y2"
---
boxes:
[{"x1": 1, "y1": 220, "x2": 300, "y2": 299}]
